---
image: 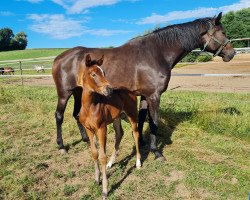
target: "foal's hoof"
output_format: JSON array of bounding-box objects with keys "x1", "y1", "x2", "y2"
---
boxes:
[
  {"x1": 59, "y1": 148, "x2": 67, "y2": 154},
  {"x1": 106, "y1": 161, "x2": 113, "y2": 169},
  {"x1": 102, "y1": 192, "x2": 107, "y2": 200},
  {"x1": 82, "y1": 137, "x2": 89, "y2": 143}
]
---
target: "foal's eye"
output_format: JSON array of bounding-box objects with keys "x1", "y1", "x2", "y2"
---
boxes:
[{"x1": 91, "y1": 73, "x2": 96, "y2": 78}]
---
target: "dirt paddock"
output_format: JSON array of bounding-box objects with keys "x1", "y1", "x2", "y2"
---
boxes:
[{"x1": 2, "y1": 53, "x2": 250, "y2": 93}]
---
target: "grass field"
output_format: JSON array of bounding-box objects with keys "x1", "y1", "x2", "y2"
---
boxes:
[
  {"x1": 0, "y1": 49, "x2": 68, "y2": 61},
  {"x1": 0, "y1": 84, "x2": 249, "y2": 200}
]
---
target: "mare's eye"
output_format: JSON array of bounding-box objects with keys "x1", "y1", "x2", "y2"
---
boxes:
[{"x1": 91, "y1": 73, "x2": 96, "y2": 78}]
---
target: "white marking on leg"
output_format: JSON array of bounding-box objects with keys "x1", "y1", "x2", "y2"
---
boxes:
[
  {"x1": 106, "y1": 150, "x2": 118, "y2": 169},
  {"x1": 136, "y1": 159, "x2": 141, "y2": 169}
]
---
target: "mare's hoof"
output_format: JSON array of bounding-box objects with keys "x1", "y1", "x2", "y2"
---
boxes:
[
  {"x1": 155, "y1": 155, "x2": 166, "y2": 162},
  {"x1": 59, "y1": 149, "x2": 67, "y2": 154},
  {"x1": 154, "y1": 151, "x2": 166, "y2": 162}
]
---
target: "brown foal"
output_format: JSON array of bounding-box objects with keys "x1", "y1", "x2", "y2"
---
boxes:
[{"x1": 79, "y1": 54, "x2": 141, "y2": 199}]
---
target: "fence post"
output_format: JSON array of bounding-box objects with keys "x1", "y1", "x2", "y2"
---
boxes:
[{"x1": 19, "y1": 61, "x2": 23, "y2": 86}]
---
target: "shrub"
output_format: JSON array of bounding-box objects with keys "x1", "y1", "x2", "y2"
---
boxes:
[{"x1": 196, "y1": 54, "x2": 213, "y2": 62}]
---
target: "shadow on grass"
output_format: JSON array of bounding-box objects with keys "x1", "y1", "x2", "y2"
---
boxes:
[
  {"x1": 109, "y1": 108, "x2": 194, "y2": 195},
  {"x1": 136, "y1": 108, "x2": 194, "y2": 163}
]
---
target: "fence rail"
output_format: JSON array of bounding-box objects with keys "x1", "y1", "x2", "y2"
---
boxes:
[{"x1": 1, "y1": 73, "x2": 250, "y2": 78}]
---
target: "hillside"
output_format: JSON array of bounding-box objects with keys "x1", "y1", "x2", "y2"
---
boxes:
[{"x1": 0, "y1": 48, "x2": 68, "y2": 61}]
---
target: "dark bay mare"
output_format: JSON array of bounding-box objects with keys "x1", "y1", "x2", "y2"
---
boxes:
[{"x1": 52, "y1": 13, "x2": 235, "y2": 160}]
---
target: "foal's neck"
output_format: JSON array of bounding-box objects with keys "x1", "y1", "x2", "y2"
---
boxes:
[{"x1": 82, "y1": 86, "x2": 96, "y2": 109}]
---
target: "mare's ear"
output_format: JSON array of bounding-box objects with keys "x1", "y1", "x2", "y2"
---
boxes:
[
  {"x1": 85, "y1": 54, "x2": 92, "y2": 67},
  {"x1": 215, "y1": 12, "x2": 222, "y2": 25},
  {"x1": 97, "y1": 55, "x2": 104, "y2": 66}
]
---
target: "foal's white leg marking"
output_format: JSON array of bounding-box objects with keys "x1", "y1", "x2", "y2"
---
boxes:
[
  {"x1": 136, "y1": 159, "x2": 141, "y2": 169},
  {"x1": 106, "y1": 150, "x2": 118, "y2": 169}
]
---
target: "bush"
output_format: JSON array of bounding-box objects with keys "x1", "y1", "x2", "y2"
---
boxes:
[
  {"x1": 181, "y1": 52, "x2": 198, "y2": 62},
  {"x1": 181, "y1": 52, "x2": 213, "y2": 62},
  {"x1": 196, "y1": 54, "x2": 213, "y2": 62}
]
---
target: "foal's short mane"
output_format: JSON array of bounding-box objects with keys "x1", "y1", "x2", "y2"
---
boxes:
[{"x1": 130, "y1": 17, "x2": 214, "y2": 51}]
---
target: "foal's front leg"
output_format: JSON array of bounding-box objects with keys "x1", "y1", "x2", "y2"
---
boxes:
[
  {"x1": 86, "y1": 128, "x2": 100, "y2": 184},
  {"x1": 96, "y1": 126, "x2": 108, "y2": 199}
]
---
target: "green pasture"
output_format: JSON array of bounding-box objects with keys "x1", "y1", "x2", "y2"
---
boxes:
[
  {"x1": 0, "y1": 48, "x2": 68, "y2": 61},
  {"x1": 0, "y1": 84, "x2": 249, "y2": 200}
]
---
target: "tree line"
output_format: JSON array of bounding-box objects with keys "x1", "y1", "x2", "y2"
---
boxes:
[
  {"x1": 222, "y1": 7, "x2": 250, "y2": 47},
  {"x1": 0, "y1": 28, "x2": 28, "y2": 51}
]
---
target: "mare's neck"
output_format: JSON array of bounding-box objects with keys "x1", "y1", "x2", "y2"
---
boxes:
[{"x1": 161, "y1": 42, "x2": 201, "y2": 69}]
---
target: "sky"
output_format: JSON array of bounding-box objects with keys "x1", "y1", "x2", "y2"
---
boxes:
[{"x1": 0, "y1": 0, "x2": 249, "y2": 48}]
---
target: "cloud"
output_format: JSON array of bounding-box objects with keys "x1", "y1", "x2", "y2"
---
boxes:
[
  {"x1": 0, "y1": 11, "x2": 14, "y2": 16},
  {"x1": 28, "y1": 14, "x2": 131, "y2": 39},
  {"x1": 51, "y1": 0, "x2": 118, "y2": 14},
  {"x1": 28, "y1": 14, "x2": 89, "y2": 39},
  {"x1": 51, "y1": 0, "x2": 140, "y2": 14},
  {"x1": 27, "y1": 0, "x2": 44, "y2": 3},
  {"x1": 137, "y1": 0, "x2": 250, "y2": 24},
  {"x1": 89, "y1": 29, "x2": 131, "y2": 36}
]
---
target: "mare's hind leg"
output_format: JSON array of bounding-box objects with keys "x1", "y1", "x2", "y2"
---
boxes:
[
  {"x1": 107, "y1": 118, "x2": 124, "y2": 169},
  {"x1": 72, "y1": 89, "x2": 89, "y2": 142},
  {"x1": 147, "y1": 94, "x2": 166, "y2": 161},
  {"x1": 138, "y1": 96, "x2": 148, "y2": 147},
  {"x1": 55, "y1": 92, "x2": 72, "y2": 153}
]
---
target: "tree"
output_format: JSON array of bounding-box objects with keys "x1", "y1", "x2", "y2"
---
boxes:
[
  {"x1": 222, "y1": 8, "x2": 250, "y2": 47},
  {"x1": 12, "y1": 32, "x2": 28, "y2": 50},
  {"x1": 0, "y1": 28, "x2": 14, "y2": 51},
  {"x1": 0, "y1": 28, "x2": 28, "y2": 51}
]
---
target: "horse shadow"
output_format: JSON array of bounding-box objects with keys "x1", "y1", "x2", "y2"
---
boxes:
[{"x1": 108, "y1": 107, "x2": 194, "y2": 195}]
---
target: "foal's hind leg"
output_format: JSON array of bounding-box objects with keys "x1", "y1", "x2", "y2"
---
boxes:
[
  {"x1": 55, "y1": 92, "x2": 72, "y2": 153},
  {"x1": 73, "y1": 90, "x2": 89, "y2": 142},
  {"x1": 127, "y1": 115, "x2": 141, "y2": 168},
  {"x1": 138, "y1": 96, "x2": 148, "y2": 147},
  {"x1": 107, "y1": 118, "x2": 124, "y2": 169}
]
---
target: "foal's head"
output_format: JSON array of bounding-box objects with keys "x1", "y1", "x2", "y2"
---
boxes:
[{"x1": 84, "y1": 54, "x2": 113, "y2": 96}]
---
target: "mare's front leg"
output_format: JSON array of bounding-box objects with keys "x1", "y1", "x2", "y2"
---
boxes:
[
  {"x1": 96, "y1": 126, "x2": 108, "y2": 199},
  {"x1": 73, "y1": 91, "x2": 89, "y2": 142},
  {"x1": 147, "y1": 94, "x2": 166, "y2": 161},
  {"x1": 107, "y1": 118, "x2": 124, "y2": 169}
]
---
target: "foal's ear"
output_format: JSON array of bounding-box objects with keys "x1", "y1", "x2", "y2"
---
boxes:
[
  {"x1": 97, "y1": 55, "x2": 104, "y2": 66},
  {"x1": 85, "y1": 54, "x2": 92, "y2": 67},
  {"x1": 215, "y1": 12, "x2": 222, "y2": 25}
]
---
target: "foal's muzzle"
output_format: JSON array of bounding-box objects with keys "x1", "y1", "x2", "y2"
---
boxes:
[{"x1": 102, "y1": 86, "x2": 113, "y2": 96}]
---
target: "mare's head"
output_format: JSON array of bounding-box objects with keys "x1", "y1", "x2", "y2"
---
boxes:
[
  {"x1": 200, "y1": 12, "x2": 235, "y2": 62},
  {"x1": 84, "y1": 54, "x2": 113, "y2": 96}
]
